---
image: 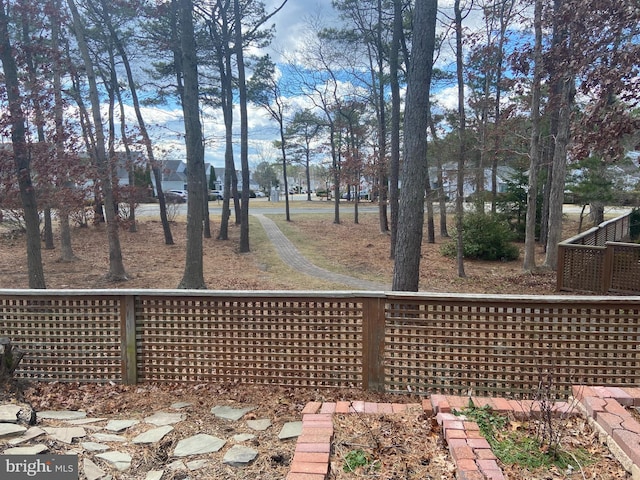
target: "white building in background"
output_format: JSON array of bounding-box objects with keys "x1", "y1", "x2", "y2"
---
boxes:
[{"x1": 428, "y1": 164, "x2": 513, "y2": 201}]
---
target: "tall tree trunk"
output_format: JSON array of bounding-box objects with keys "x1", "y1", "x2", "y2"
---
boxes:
[
  {"x1": 490, "y1": 0, "x2": 514, "y2": 213},
  {"x1": 428, "y1": 113, "x2": 449, "y2": 237},
  {"x1": 330, "y1": 125, "x2": 341, "y2": 225},
  {"x1": 523, "y1": 0, "x2": 543, "y2": 271},
  {"x1": 234, "y1": 0, "x2": 250, "y2": 252},
  {"x1": 0, "y1": 0, "x2": 46, "y2": 288},
  {"x1": 114, "y1": 78, "x2": 137, "y2": 233},
  {"x1": 543, "y1": 0, "x2": 574, "y2": 270},
  {"x1": 21, "y1": 13, "x2": 55, "y2": 251},
  {"x1": 426, "y1": 191, "x2": 435, "y2": 243},
  {"x1": 454, "y1": 0, "x2": 466, "y2": 278},
  {"x1": 46, "y1": 29, "x2": 72, "y2": 262},
  {"x1": 392, "y1": 0, "x2": 437, "y2": 291},
  {"x1": 375, "y1": 0, "x2": 388, "y2": 234},
  {"x1": 177, "y1": 0, "x2": 206, "y2": 289},
  {"x1": 543, "y1": 76, "x2": 574, "y2": 269},
  {"x1": 217, "y1": 6, "x2": 233, "y2": 241},
  {"x1": 388, "y1": 0, "x2": 402, "y2": 258},
  {"x1": 101, "y1": 0, "x2": 174, "y2": 244},
  {"x1": 67, "y1": 0, "x2": 127, "y2": 281},
  {"x1": 203, "y1": 168, "x2": 211, "y2": 238}
]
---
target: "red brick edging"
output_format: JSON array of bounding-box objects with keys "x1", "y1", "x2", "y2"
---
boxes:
[{"x1": 287, "y1": 386, "x2": 640, "y2": 480}]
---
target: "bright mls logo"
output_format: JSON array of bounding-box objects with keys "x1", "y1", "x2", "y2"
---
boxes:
[{"x1": 1, "y1": 455, "x2": 77, "y2": 479}]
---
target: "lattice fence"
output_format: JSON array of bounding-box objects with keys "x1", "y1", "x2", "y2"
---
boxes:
[
  {"x1": 384, "y1": 295, "x2": 640, "y2": 397},
  {"x1": 558, "y1": 212, "x2": 640, "y2": 293},
  {"x1": 135, "y1": 295, "x2": 365, "y2": 388},
  {"x1": 609, "y1": 243, "x2": 640, "y2": 293},
  {"x1": 0, "y1": 294, "x2": 122, "y2": 382},
  {"x1": 2, "y1": 291, "x2": 639, "y2": 398}
]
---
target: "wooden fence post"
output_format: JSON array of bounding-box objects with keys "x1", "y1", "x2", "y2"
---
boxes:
[
  {"x1": 362, "y1": 296, "x2": 386, "y2": 392},
  {"x1": 120, "y1": 294, "x2": 138, "y2": 385},
  {"x1": 603, "y1": 243, "x2": 614, "y2": 294},
  {"x1": 557, "y1": 244, "x2": 566, "y2": 291}
]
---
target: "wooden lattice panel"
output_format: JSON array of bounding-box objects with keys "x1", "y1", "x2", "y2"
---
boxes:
[
  {"x1": 135, "y1": 296, "x2": 364, "y2": 387},
  {"x1": 561, "y1": 247, "x2": 605, "y2": 292},
  {"x1": 0, "y1": 295, "x2": 122, "y2": 382},
  {"x1": 384, "y1": 297, "x2": 640, "y2": 398},
  {"x1": 609, "y1": 244, "x2": 640, "y2": 293}
]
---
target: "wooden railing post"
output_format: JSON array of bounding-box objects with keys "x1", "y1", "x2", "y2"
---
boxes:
[
  {"x1": 362, "y1": 296, "x2": 386, "y2": 392},
  {"x1": 120, "y1": 294, "x2": 138, "y2": 385},
  {"x1": 603, "y1": 243, "x2": 614, "y2": 294},
  {"x1": 557, "y1": 244, "x2": 566, "y2": 291}
]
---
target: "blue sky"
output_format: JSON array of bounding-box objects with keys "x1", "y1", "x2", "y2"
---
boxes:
[{"x1": 127, "y1": 0, "x2": 480, "y2": 170}]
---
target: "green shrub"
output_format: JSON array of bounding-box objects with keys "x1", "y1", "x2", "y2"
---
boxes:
[
  {"x1": 440, "y1": 212, "x2": 520, "y2": 261},
  {"x1": 343, "y1": 449, "x2": 379, "y2": 473},
  {"x1": 630, "y1": 208, "x2": 640, "y2": 241}
]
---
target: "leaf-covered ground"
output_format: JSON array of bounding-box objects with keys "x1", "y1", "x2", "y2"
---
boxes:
[
  {"x1": 0, "y1": 210, "x2": 560, "y2": 293},
  {"x1": 1, "y1": 208, "x2": 625, "y2": 478}
]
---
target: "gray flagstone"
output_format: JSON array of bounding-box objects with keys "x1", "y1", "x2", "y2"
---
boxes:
[
  {"x1": 81, "y1": 441, "x2": 110, "y2": 452},
  {"x1": 144, "y1": 411, "x2": 185, "y2": 426},
  {"x1": 223, "y1": 445, "x2": 259, "y2": 466},
  {"x1": 43, "y1": 426, "x2": 86, "y2": 444},
  {"x1": 38, "y1": 410, "x2": 87, "y2": 420},
  {"x1": 173, "y1": 434, "x2": 226, "y2": 457},
  {"x1": 233, "y1": 433, "x2": 255, "y2": 442},
  {"x1": 210, "y1": 405, "x2": 256, "y2": 421},
  {"x1": 3, "y1": 444, "x2": 48, "y2": 455},
  {"x1": 278, "y1": 421, "x2": 303, "y2": 440},
  {"x1": 83, "y1": 458, "x2": 106, "y2": 480},
  {"x1": 105, "y1": 419, "x2": 139, "y2": 432},
  {"x1": 0, "y1": 423, "x2": 27, "y2": 438},
  {"x1": 0, "y1": 404, "x2": 22, "y2": 423},
  {"x1": 91, "y1": 432, "x2": 127, "y2": 443},
  {"x1": 132, "y1": 425, "x2": 174, "y2": 444},
  {"x1": 96, "y1": 451, "x2": 132, "y2": 471},
  {"x1": 7, "y1": 426, "x2": 45, "y2": 445},
  {"x1": 246, "y1": 418, "x2": 272, "y2": 431}
]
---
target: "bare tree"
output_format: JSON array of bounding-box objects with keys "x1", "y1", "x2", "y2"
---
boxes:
[
  {"x1": 542, "y1": 0, "x2": 574, "y2": 269},
  {"x1": 291, "y1": 18, "x2": 350, "y2": 225},
  {"x1": 51, "y1": 0, "x2": 76, "y2": 262},
  {"x1": 392, "y1": 0, "x2": 438, "y2": 291},
  {"x1": 0, "y1": 0, "x2": 45, "y2": 288},
  {"x1": 248, "y1": 56, "x2": 293, "y2": 221},
  {"x1": 454, "y1": 0, "x2": 467, "y2": 278},
  {"x1": 177, "y1": 0, "x2": 206, "y2": 288},
  {"x1": 389, "y1": 0, "x2": 403, "y2": 258},
  {"x1": 233, "y1": 0, "x2": 251, "y2": 252},
  {"x1": 67, "y1": 0, "x2": 127, "y2": 281},
  {"x1": 523, "y1": 0, "x2": 542, "y2": 271},
  {"x1": 99, "y1": 0, "x2": 174, "y2": 245}
]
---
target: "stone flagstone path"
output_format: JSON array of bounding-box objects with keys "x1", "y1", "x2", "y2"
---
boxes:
[{"x1": 0, "y1": 402, "x2": 303, "y2": 479}]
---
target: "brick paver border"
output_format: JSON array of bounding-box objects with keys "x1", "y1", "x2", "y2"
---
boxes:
[{"x1": 287, "y1": 386, "x2": 640, "y2": 480}]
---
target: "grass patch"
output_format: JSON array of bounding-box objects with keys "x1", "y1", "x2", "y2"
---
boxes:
[
  {"x1": 267, "y1": 213, "x2": 388, "y2": 283},
  {"x1": 247, "y1": 216, "x2": 355, "y2": 290},
  {"x1": 455, "y1": 402, "x2": 593, "y2": 473},
  {"x1": 342, "y1": 449, "x2": 380, "y2": 473}
]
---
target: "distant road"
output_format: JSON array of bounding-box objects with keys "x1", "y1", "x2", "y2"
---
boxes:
[
  {"x1": 136, "y1": 197, "x2": 632, "y2": 219},
  {"x1": 136, "y1": 195, "x2": 380, "y2": 217}
]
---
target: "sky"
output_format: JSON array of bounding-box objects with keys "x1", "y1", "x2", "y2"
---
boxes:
[
  {"x1": 125, "y1": 0, "x2": 339, "y2": 171},
  {"x1": 129, "y1": 0, "x2": 475, "y2": 172}
]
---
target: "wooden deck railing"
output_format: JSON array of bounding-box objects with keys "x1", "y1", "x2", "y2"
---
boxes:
[
  {"x1": 557, "y1": 212, "x2": 640, "y2": 293},
  {"x1": 2, "y1": 289, "x2": 639, "y2": 398}
]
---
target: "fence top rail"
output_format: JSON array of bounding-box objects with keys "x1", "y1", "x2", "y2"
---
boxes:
[
  {"x1": 383, "y1": 291, "x2": 640, "y2": 304},
  {"x1": 560, "y1": 211, "x2": 632, "y2": 246},
  {"x1": 0, "y1": 289, "x2": 385, "y2": 299},
  {"x1": 558, "y1": 244, "x2": 607, "y2": 251},
  {"x1": 606, "y1": 241, "x2": 640, "y2": 249},
  {"x1": 1, "y1": 289, "x2": 639, "y2": 305}
]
